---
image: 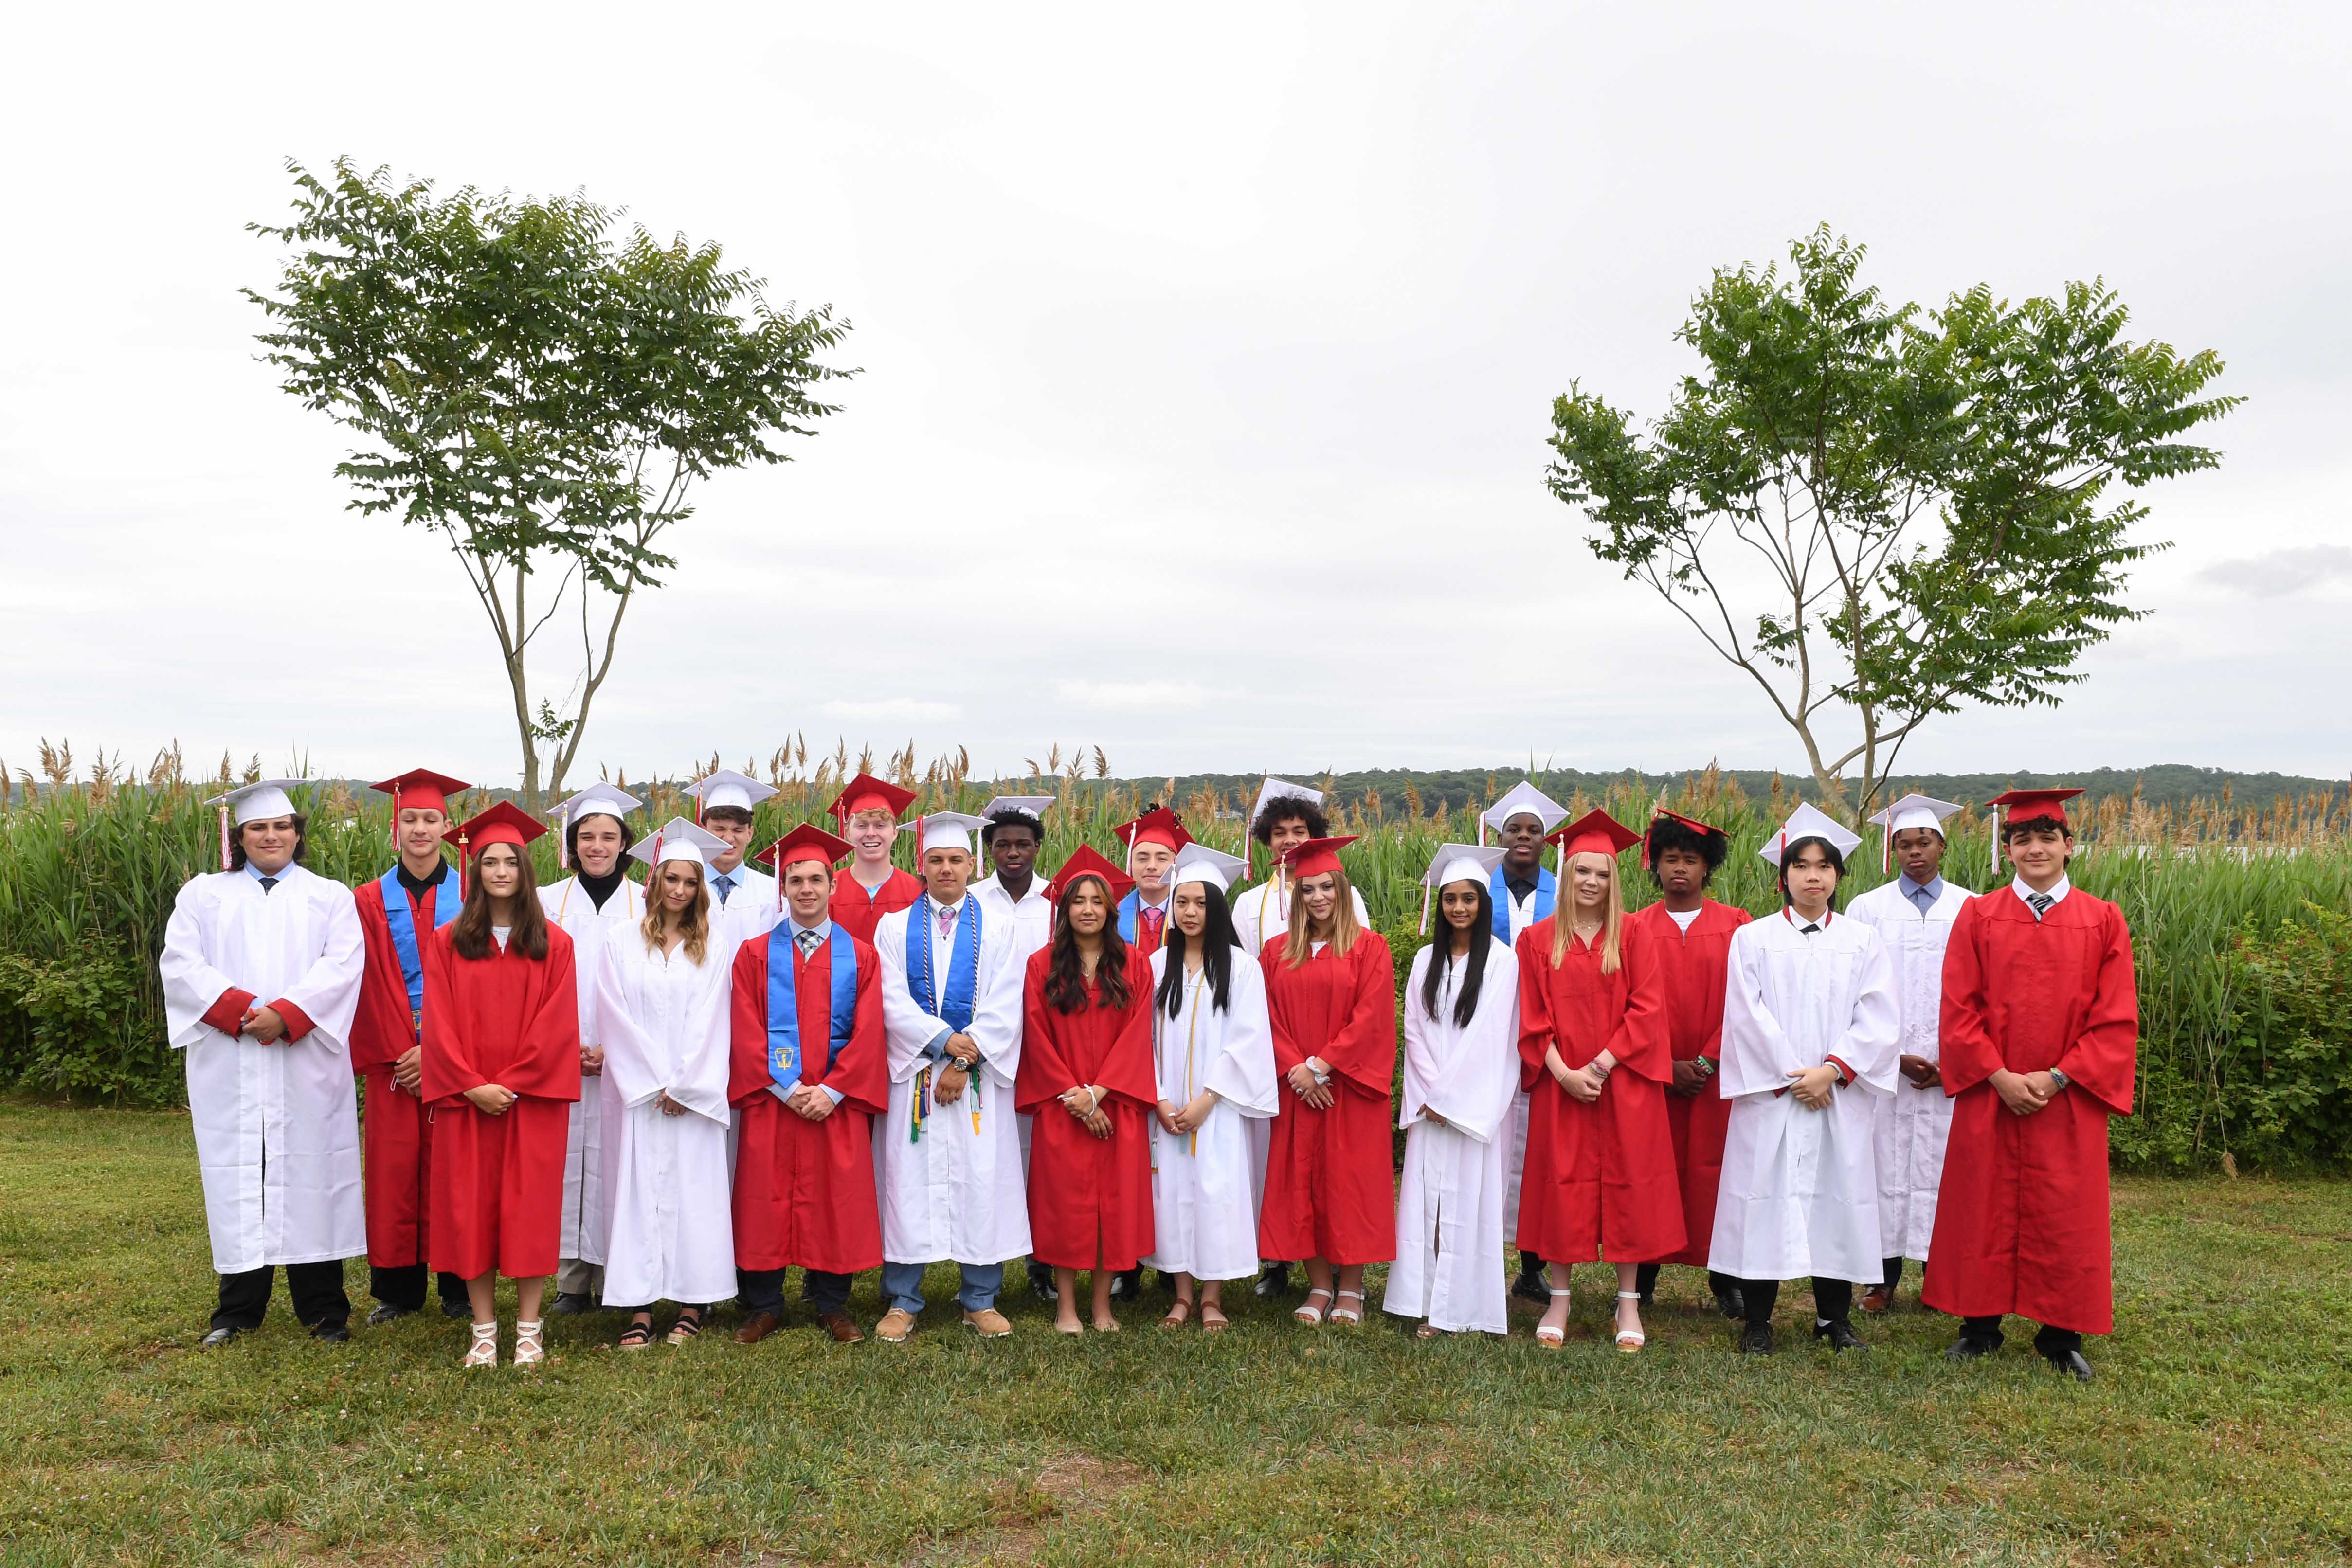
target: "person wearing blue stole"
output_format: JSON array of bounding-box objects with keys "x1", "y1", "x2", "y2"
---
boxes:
[
  {"x1": 1480, "y1": 779, "x2": 1571, "y2": 1306},
  {"x1": 349, "y1": 768, "x2": 474, "y2": 1323},
  {"x1": 729, "y1": 825, "x2": 888, "y2": 1346},
  {"x1": 872, "y1": 812, "x2": 1029, "y2": 1342}
]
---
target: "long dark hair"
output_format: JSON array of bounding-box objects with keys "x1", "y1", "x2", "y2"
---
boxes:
[
  {"x1": 1158, "y1": 882, "x2": 1237, "y2": 1016},
  {"x1": 452, "y1": 845, "x2": 550, "y2": 961},
  {"x1": 228, "y1": 813, "x2": 308, "y2": 871},
  {"x1": 1421, "y1": 877, "x2": 1495, "y2": 1028},
  {"x1": 1776, "y1": 836, "x2": 1848, "y2": 913},
  {"x1": 1044, "y1": 872, "x2": 1133, "y2": 1014}
]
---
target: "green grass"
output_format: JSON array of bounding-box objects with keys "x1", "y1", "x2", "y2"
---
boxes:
[{"x1": 2, "y1": 1103, "x2": 2347, "y2": 1567}]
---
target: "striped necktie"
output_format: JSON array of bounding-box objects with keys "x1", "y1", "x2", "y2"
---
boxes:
[{"x1": 2026, "y1": 891, "x2": 2055, "y2": 919}]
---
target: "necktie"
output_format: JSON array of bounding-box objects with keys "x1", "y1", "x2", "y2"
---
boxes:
[
  {"x1": 795, "y1": 926, "x2": 821, "y2": 957},
  {"x1": 1910, "y1": 884, "x2": 1936, "y2": 914},
  {"x1": 1142, "y1": 906, "x2": 1165, "y2": 943},
  {"x1": 713, "y1": 873, "x2": 736, "y2": 904},
  {"x1": 937, "y1": 903, "x2": 957, "y2": 941},
  {"x1": 2026, "y1": 891, "x2": 2055, "y2": 919},
  {"x1": 1800, "y1": 921, "x2": 1821, "y2": 935},
  {"x1": 259, "y1": 876, "x2": 278, "y2": 895}
]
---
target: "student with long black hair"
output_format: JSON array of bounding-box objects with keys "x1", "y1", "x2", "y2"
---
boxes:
[
  {"x1": 1136, "y1": 846, "x2": 1276, "y2": 1332},
  {"x1": 1386, "y1": 845, "x2": 1520, "y2": 1338}
]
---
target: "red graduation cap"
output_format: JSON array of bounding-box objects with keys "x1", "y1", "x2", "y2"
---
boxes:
[
  {"x1": 1278, "y1": 835, "x2": 1358, "y2": 882},
  {"x1": 1048, "y1": 844, "x2": 1136, "y2": 906},
  {"x1": 826, "y1": 772, "x2": 917, "y2": 824},
  {"x1": 1642, "y1": 806, "x2": 1724, "y2": 868},
  {"x1": 1112, "y1": 805, "x2": 1193, "y2": 855},
  {"x1": 1987, "y1": 787, "x2": 2084, "y2": 865},
  {"x1": 1549, "y1": 809, "x2": 1640, "y2": 861},
  {"x1": 756, "y1": 823, "x2": 852, "y2": 908},
  {"x1": 372, "y1": 768, "x2": 470, "y2": 847},
  {"x1": 444, "y1": 800, "x2": 546, "y2": 880}
]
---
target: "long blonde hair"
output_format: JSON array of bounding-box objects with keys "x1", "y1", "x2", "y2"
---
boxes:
[
  {"x1": 1550, "y1": 851, "x2": 1624, "y2": 974},
  {"x1": 1284, "y1": 866, "x2": 1364, "y2": 967},
  {"x1": 641, "y1": 859, "x2": 712, "y2": 966}
]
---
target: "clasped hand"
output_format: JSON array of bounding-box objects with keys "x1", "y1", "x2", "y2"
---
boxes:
[
  {"x1": 1785, "y1": 1064, "x2": 1838, "y2": 1109},
  {"x1": 786, "y1": 1083, "x2": 835, "y2": 1123},
  {"x1": 463, "y1": 1082, "x2": 517, "y2": 1116},
  {"x1": 238, "y1": 1005, "x2": 287, "y2": 1044},
  {"x1": 1547, "y1": 1047, "x2": 1606, "y2": 1105},
  {"x1": 1285, "y1": 1063, "x2": 1334, "y2": 1110},
  {"x1": 1899, "y1": 1053, "x2": 1941, "y2": 1090},
  {"x1": 1060, "y1": 1085, "x2": 1111, "y2": 1139},
  {"x1": 1990, "y1": 1067, "x2": 2057, "y2": 1117},
  {"x1": 1158, "y1": 1091, "x2": 1219, "y2": 1136}
]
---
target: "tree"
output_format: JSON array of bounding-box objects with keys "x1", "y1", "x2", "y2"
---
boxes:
[
  {"x1": 247, "y1": 159, "x2": 851, "y2": 801},
  {"x1": 1546, "y1": 226, "x2": 2236, "y2": 822}
]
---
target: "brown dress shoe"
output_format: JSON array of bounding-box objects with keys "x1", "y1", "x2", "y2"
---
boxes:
[
  {"x1": 1859, "y1": 1285, "x2": 1894, "y2": 1315},
  {"x1": 817, "y1": 1311, "x2": 865, "y2": 1344},
  {"x1": 963, "y1": 1307, "x2": 1013, "y2": 1338},
  {"x1": 875, "y1": 1307, "x2": 917, "y2": 1343},
  {"x1": 732, "y1": 1311, "x2": 784, "y2": 1344}
]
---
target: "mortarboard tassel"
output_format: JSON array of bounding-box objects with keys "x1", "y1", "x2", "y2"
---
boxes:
[
  {"x1": 559, "y1": 808, "x2": 571, "y2": 870},
  {"x1": 1417, "y1": 878, "x2": 1430, "y2": 937},
  {"x1": 217, "y1": 803, "x2": 231, "y2": 872}
]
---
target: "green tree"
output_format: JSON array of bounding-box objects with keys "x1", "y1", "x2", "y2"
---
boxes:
[
  {"x1": 1546, "y1": 226, "x2": 2236, "y2": 822},
  {"x1": 246, "y1": 158, "x2": 852, "y2": 801}
]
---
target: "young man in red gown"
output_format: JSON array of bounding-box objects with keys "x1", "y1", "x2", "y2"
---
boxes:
[{"x1": 825, "y1": 774, "x2": 922, "y2": 945}]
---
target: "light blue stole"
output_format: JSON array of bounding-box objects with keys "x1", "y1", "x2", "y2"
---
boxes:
[
  {"x1": 378, "y1": 865, "x2": 462, "y2": 1035},
  {"x1": 766, "y1": 921, "x2": 858, "y2": 1093},
  {"x1": 1490, "y1": 863, "x2": 1554, "y2": 941}
]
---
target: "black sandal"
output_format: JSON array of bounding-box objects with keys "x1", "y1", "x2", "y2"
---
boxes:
[
  {"x1": 665, "y1": 1308, "x2": 705, "y2": 1346},
  {"x1": 618, "y1": 1320, "x2": 655, "y2": 1351}
]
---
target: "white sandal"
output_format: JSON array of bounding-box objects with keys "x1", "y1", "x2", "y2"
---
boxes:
[
  {"x1": 462, "y1": 1319, "x2": 499, "y2": 1369},
  {"x1": 1535, "y1": 1287, "x2": 1572, "y2": 1348},
  {"x1": 511, "y1": 1317, "x2": 546, "y2": 1368},
  {"x1": 1329, "y1": 1288, "x2": 1365, "y2": 1326},
  {"x1": 1614, "y1": 1290, "x2": 1646, "y2": 1353},
  {"x1": 1294, "y1": 1287, "x2": 1334, "y2": 1325}
]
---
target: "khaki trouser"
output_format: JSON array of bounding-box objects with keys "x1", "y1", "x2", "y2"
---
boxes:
[{"x1": 557, "y1": 1259, "x2": 604, "y2": 1298}]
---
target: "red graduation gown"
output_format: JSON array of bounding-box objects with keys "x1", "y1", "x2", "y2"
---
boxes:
[
  {"x1": 1924, "y1": 889, "x2": 2137, "y2": 1334},
  {"x1": 1627, "y1": 898, "x2": 1751, "y2": 1268},
  {"x1": 728, "y1": 928, "x2": 889, "y2": 1275},
  {"x1": 420, "y1": 925, "x2": 580, "y2": 1280},
  {"x1": 1015, "y1": 947, "x2": 1158, "y2": 1271},
  {"x1": 1257, "y1": 933, "x2": 1398, "y2": 1266},
  {"x1": 350, "y1": 876, "x2": 454, "y2": 1270},
  {"x1": 828, "y1": 868, "x2": 923, "y2": 947},
  {"x1": 1514, "y1": 917, "x2": 1684, "y2": 1264}
]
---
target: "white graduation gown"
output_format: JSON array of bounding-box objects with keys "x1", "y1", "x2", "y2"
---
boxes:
[
  {"x1": 1386, "y1": 944, "x2": 1520, "y2": 1334},
  {"x1": 971, "y1": 871, "x2": 1056, "y2": 1177},
  {"x1": 873, "y1": 897, "x2": 1031, "y2": 1265},
  {"x1": 1230, "y1": 874, "x2": 1371, "y2": 1221},
  {"x1": 1141, "y1": 946, "x2": 1279, "y2": 1281},
  {"x1": 592, "y1": 932, "x2": 738, "y2": 1307},
  {"x1": 540, "y1": 874, "x2": 646, "y2": 1267},
  {"x1": 1845, "y1": 878, "x2": 1973, "y2": 1263},
  {"x1": 158, "y1": 865, "x2": 367, "y2": 1274},
  {"x1": 1496, "y1": 886, "x2": 1548, "y2": 1246},
  {"x1": 707, "y1": 865, "x2": 779, "y2": 961},
  {"x1": 1708, "y1": 912, "x2": 1901, "y2": 1284}
]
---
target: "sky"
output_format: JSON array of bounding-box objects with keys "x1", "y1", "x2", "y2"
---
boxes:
[{"x1": 2, "y1": 2, "x2": 2347, "y2": 793}]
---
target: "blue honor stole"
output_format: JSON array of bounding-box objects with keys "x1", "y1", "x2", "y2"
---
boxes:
[
  {"x1": 904, "y1": 895, "x2": 984, "y2": 1140},
  {"x1": 1491, "y1": 863, "x2": 1554, "y2": 942},
  {"x1": 379, "y1": 865, "x2": 463, "y2": 1039},
  {"x1": 766, "y1": 921, "x2": 858, "y2": 1095},
  {"x1": 1118, "y1": 889, "x2": 1167, "y2": 945}
]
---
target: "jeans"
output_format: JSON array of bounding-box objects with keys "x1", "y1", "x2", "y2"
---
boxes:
[{"x1": 881, "y1": 1260, "x2": 1001, "y2": 1315}]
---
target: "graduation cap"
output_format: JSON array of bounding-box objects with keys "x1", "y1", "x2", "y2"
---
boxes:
[
  {"x1": 1548, "y1": 809, "x2": 1640, "y2": 861},
  {"x1": 1757, "y1": 802, "x2": 1861, "y2": 866},
  {"x1": 1643, "y1": 806, "x2": 1726, "y2": 869},
  {"x1": 1480, "y1": 780, "x2": 1569, "y2": 845},
  {"x1": 1243, "y1": 777, "x2": 1323, "y2": 877},
  {"x1": 901, "y1": 811, "x2": 992, "y2": 857},
  {"x1": 550, "y1": 782, "x2": 642, "y2": 870},
  {"x1": 1278, "y1": 835, "x2": 1358, "y2": 883},
  {"x1": 446, "y1": 800, "x2": 548, "y2": 882},
  {"x1": 1048, "y1": 844, "x2": 1136, "y2": 906},
  {"x1": 686, "y1": 768, "x2": 778, "y2": 822},
  {"x1": 1417, "y1": 842, "x2": 1506, "y2": 935},
  {"x1": 1866, "y1": 793, "x2": 1963, "y2": 873},
  {"x1": 628, "y1": 816, "x2": 728, "y2": 872},
  {"x1": 202, "y1": 779, "x2": 308, "y2": 870},
  {"x1": 826, "y1": 773, "x2": 916, "y2": 824},
  {"x1": 1170, "y1": 843, "x2": 1247, "y2": 892},
  {"x1": 1112, "y1": 806, "x2": 1194, "y2": 856},
  {"x1": 976, "y1": 795, "x2": 1054, "y2": 868},
  {"x1": 756, "y1": 824, "x2": 853, "y2": 908},
  {"x1": 371, "y1": 768, "x2": 470, "y2": 847},
  {"x1": 1986, "y1": 787, "x2": 2084, "y2": 867}
]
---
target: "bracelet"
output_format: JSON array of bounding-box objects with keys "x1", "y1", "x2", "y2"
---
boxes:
[{"x1": 1694, "y1": 1057, "x2": 1717, "y2": 1079}]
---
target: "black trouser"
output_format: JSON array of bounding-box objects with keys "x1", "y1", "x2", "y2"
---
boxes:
[
  {"x1": 213, "y1": 1262, "x2": 350, "y2": 1332},
  {"x1": 368, "y1": 1262, "x2": 469, "y2": 1312},
  {"x1": 740, "y1": 1267, "x2": 851, "y2": 1317},
  {"x1": 1518, "y1": 1250, "x2": 1547, "y2": 1279},
  {"x1": 1881, "y1": 1257, "x2": 1904, "y2": 1289},
  {"x1": 1635, "y1": 1262, "x2": 1741, "y2": 1301},
  {"x1": 1960, "y1": 1315, "x2": 2084, "y2": 1358},
  {"x1": 1738, "y1": 1276, "x2": 1853, "y2": 1328}
]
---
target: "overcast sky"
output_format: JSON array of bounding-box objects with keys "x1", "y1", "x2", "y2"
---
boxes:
[{"x1": 3, "y1": 2, "x2": 2346, "y2": 793}]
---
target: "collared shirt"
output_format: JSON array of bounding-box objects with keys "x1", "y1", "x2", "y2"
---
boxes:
[
  {"x1": 1898, "y1": 873, "x2": 1946, "y2": 915},
  {"x1": 243, "y1": 860, "x2": 287, "y2": 891},
  {"x1": 1504, "y1": 872, "x2": 1539, "y2": 906},
  {"x1": 2010, "y1": 873, "x2": 2072, "y2": 919},
  {"x1": 783, "y1": 913, "x2": 845, "y2": 1104},
  {"x1": 711, "y1": 866, "x2": 740, "y2": 905},
  {"x1": 920, "y1": 895, "x2": 976, "y2": 1062}
]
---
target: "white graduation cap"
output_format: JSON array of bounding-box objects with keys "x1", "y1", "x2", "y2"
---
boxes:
[
  {"x1": 1757, "y1": 802, "x2": 1862, "y2": 866},
  {"x1": 552, "y1": 781, "x2": 642, "y2": 869},
  {"x1": 1418, "y1": 842, "x2": 1507, "y2": 934},
  {"x1": 1866, "y1": 792, "x2": 1963, "y2": 872},
  {"x1": 1171, "y1": 843, "x2": 1246, "y2": 892},
  {"x1": 977, "y1": 795, "x2": 1054, "y2": 830},
  {"x1": 687, "y1": 768, "x2": 777, "y2": 818},
  {"x1": 1244, "y1": 777, "x2": 1324, "y2": 878},
  {"x1": 204, "y1": 779, "x2": 308, "y2": 870},
  {"x1": 628, "y1": 816, "x2": 728, "y2": 871},
  {"x1": 1480, "y1": 780, "x2": 1568, "y2": 842},
  {"x1": 900, "y1": 811, "x2": 990, "y2": 856}
]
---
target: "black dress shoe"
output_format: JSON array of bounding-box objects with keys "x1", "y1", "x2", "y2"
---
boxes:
[
  {"x1": 1510, "y1": 1269, "x2": 1550, "y2": 1306},
  {"x1": 1252, "y1": 1262, "x2": 1292, "y2": 1299},
  {"x1": 440, "y1": 1296, "x2": 471, "y2": 1319},
  {"x1": 2044, "y1": 1348, "x2": 2095, "y2": 1382},
  {"x1": 1711, "y1": 1279, "x2": 1746, "y2": 1321},
  {"x1": 1108, "y1": 1267, "x2": 1142, "y2": 1300},
  {"x1": 310, "y1": 1319, "x2": 352, "y2": 1343},
  {"x1": 1944, "y1": 1334, "x2": 2000, "y2": 1361},
  {"x1": 365, "y1": 1302, "x2": 413, "y2": 1326},
  {"x1": 1027, "y1": 1260, "x2": 1058, "y2": 1303},
  {"x1": 547, "y1": 1291, "x2": 596, "y2": 1316},
  {"x1": 1739, "y1": 1322, "x2": 1774, "y2": 1355},
  {"x1": 1814, "y1": 1319, "x2": 1869, "y2": 1352},
  {"x1": 198, "y1": 1326, "x2": 242, "y2": 1350}
]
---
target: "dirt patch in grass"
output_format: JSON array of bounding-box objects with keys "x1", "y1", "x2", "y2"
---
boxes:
[{"x1": 908, "y1": 1451, "x2": 1153, "y2": 1566}]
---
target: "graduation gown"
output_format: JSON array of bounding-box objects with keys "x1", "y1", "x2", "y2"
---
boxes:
[
  {"x1": 1845, "y1": 878, "x2": 1973, "y2": 1263},
  {"x1": 1495, "y1": 869, "x2": 1552, "y2": 1242},
  {"x1": 1625, "y1": 899, "x2": 1752, "y2": 1268},
  {"x1": 1513, "y1": 918, "x2": 1683, "y2": 1264},
  {"x1": 729, "y1": 923, "x2": 888, "y2": 1275},
  {"x1": 593, "y1": 932, "x2": 737, "y2": 1306},
  {"x1": 972, "y1": 871, "x2": 1056, "y2": 1176},
  {"x1": 348, "y1": 866, "x2": 462, "y2": 1271},
  {"x1": 1228, "y1": 878, "x2": 1370, "y2": 1218},
  {"x1": 419, "y1": 925, "x2": 581, "y2": 1280},
  {"x1": 1136, "y1": 946, "x2": 1279, "y2": 1281},
  {"x1": 1924, "y1": 884, "x2": 2137, "y2": 1334},
  {"x1": 1257, "y1": 933, "x2": 1398, "y2": 1266},
  {"x1": 1015, "y1": 947, "x2": 1159, "y2": 1271},
  {"x1": 830, "y1": 866, "x2": 923, "y2": 946},
  {"x1": 540, "y1": 873, "x2": 645, "y2": 1268},
  {"x1": 159, "y1": 865, "x2": 367, "y2": 1274},
  {"x1": 1708, "y1": 912, "x2": 1900, "y2": 1283},
  {"x1": 1386, "y1": 944, "x2": 1520, "y2": 1334},
  {"x1": 873, "y1": 898, "x2": 1030, "y2": 1265},
  {"x1": 708, "y1": 865, "x2": 779, "y2": 960}
]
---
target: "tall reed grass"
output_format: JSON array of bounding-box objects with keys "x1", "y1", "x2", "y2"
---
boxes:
[{"x1": 4, "y1": 739, "x2": 2346, "y2": 1169}]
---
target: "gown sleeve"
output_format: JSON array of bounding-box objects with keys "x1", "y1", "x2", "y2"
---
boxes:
[
  {"x1": 1398, "y1": 947, "x2": 1434, "y2": 1128},
  {"x1": 1834, "y1": 926, "x2": 1904, "y2": 1094},
  {"x1": 1603, "y1": 918, "x2": 1669, "y2": 1081},
  {"x1": 666, "y1": 948, "x2": 738, "y2": 1126},
  {"x1": 1321, "y1": 934, "x2": 1397, "y2": 1099},
  {"x1": 1717, "y1": 925, "x2": 1798, "y2": 1100},
  {"x1": 160, "y1": 879, "x2": 249, "y2": 1050},
  {"x1": 1262, "y1": 938, "x2": 1306, "y2": 1076},
  {"x1": 1202, "y1": 948, "x2": 1280, "y2": 1117},
  {"x1": 418, "y1": 929, "x2": 484, "y2": 1105},
  {"x1": 814, "y1": 937, "x2": 892, "y2": 1118},
  {"x1": 1013, "y1": 950, "x2": 1078, "y2": 1116},
  {"x1": 1514, "y1": 924, "x2": 1553, "y2": 1093},
  {"x1": 1935, "y1": 898, "x2": 2001, "y2": 1097},
  {"x1": 1420, "y1": 947, "x2": 1520, "y2": 1144},
  {"x1": 594, "y1": 940, "x2": 669, "y2": 1112},
  {"x1": 727, "y1": 936, "x2": 773, "y2": 1108},
  {"x1": 2056, "y1": 901, "x2": 2138, "y2": 1116},
  {"x1": 497, "y1": 931, "x2": 583, "y2": 1103},
  {"x1": 875, "y1": 911, "x2": 948, "y2": 1085},
  {"x1": 1703, "y1": 906, "x2": 1754, "y2": 1063},
  {"x1": 1088, "y1": 951, "x2": 1164, "y2": 1111},
  {"x1": 271, "y1": 878, "x2": 364, "y2": 1052},
  {"x1": 347, "y1": 887, "x2": 409, "y2": 1074},
  {"x1": 967, "y1": 922, "x2": 1025, "y2": 1091}
]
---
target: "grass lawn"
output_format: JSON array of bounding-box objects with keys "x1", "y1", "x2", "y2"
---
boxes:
[{"x1": 0, "y1": 1103, "x2": 2345, "y2": 1567}]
